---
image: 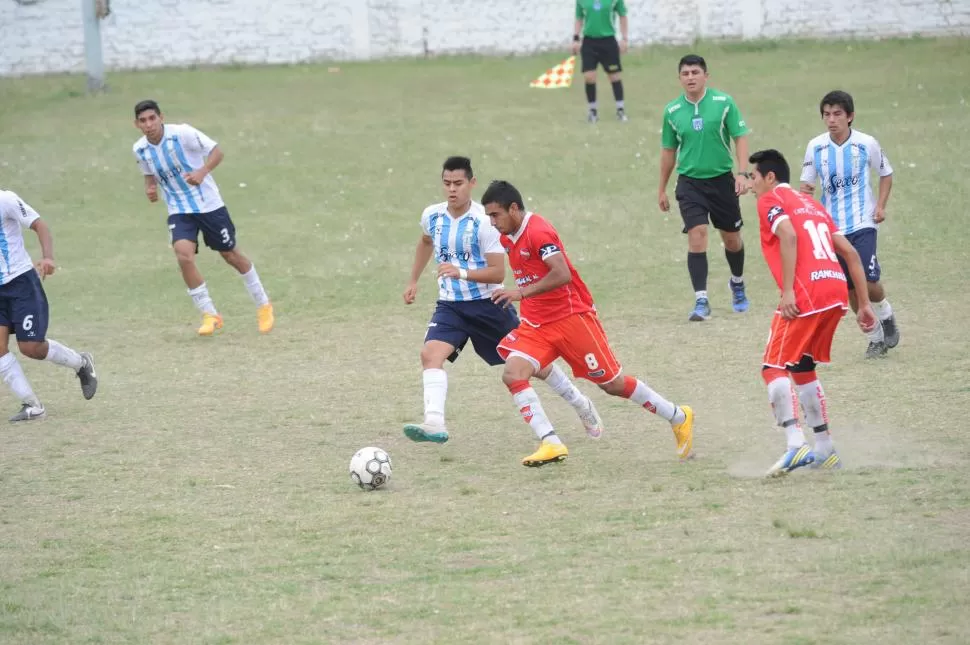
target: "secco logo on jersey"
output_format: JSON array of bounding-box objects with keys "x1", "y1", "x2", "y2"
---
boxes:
[
  {"x1": 539, "y1": 243, "x2": 560, "y2": 260},
  {"x1": 438, "y1": 246, "x2": 471, "y2": 262}
]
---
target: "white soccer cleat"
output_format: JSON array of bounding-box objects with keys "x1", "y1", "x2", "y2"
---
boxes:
[
  {"x1": 9, "y1": 401, "x2": 46, "y2": 422},
  {"x1": 577, "y1": 397, "x2": 604, "y2": 439}
]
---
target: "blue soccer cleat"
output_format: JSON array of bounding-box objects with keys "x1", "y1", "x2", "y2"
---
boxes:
[
  {"x1": 403, "y1": 422, "x2": 449, "y2": 444},
  {"x1": 730, "y1": 280, "x2": 749, "y2": 313},
  {"x1": 765, "y1": 444, "x2": 816, "y2": 478},
  {"x1": 811, "y1": 450, "x2": 843, "y2": 471},
  {"x1": 688, "y1": 297, "x2": 711, "y2": 322}
]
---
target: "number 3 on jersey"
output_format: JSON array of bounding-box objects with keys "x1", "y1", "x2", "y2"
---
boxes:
[{"x1": 803, "y1": 221, "x2": 837, "y2": 262}]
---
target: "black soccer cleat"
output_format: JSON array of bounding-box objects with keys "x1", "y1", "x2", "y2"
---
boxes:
[
  {"x1": 882, "y1": 315, "x2": 900, "y2": 349},
  {"x1": 77, "y1": 352, "x2": 98, "y2": 400},
  {"x1": 865, "y1": 341, "x2": 888, "y2": 359}
]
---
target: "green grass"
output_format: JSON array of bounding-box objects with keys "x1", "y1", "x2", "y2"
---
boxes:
[{"x1": 1, "y1": 38, "x2": 969, "y2": 644}]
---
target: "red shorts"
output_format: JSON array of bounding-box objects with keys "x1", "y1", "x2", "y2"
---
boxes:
[
  {"x1": 497, "y1": 311, "x2": 623, "y2": 385},
  {"x1": 763, "y1": 305, "x2": 846, "y2": 369}
]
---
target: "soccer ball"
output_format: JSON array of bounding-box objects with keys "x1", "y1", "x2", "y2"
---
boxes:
[{"x1": 349, "y1": 446, "x2": 392, "y2": 490}]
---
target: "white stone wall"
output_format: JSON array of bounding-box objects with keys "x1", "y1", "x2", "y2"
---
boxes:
[{"x1": 1, "y1": 0, "x2": 968, "y2": 76}]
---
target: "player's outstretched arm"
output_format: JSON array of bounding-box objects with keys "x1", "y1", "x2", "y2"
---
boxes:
[
  {"x1": 833, "y1": 233, "x2": 878, "y2": 331},
  {"x1": 144, "y1": 175, "x2": 159, "y2": 202},
  {"x1": 774, "y1": 218, "x2": 799, "y2": 319},
  {"x1": 404, "y1": 234, "x2": 434, "y2": 304},
  {"x1": 29, "y1": 218, "x2": 56, "y2": 280}
]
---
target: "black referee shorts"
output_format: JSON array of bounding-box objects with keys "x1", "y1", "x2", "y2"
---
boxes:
[
  {"x1": 580, "y1": 36, "x2": 622, "y2": 73},
  {"x1": 675, "y1": 172, "x2": 743, "y2": 233}
]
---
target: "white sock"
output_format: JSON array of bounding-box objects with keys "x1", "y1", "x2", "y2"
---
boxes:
[
  {"x1": 795, "y1": 380, "x2": 828, "y2": 430},
  {"x1": 45, "y1": 339, "x2": 84, "y2": 371},
  {"x1": 866, "y1": 319, "x2": 885, "y2": 343},
  {"x1": 241, "y1": 265, "x2": 270, "y2": 306},
  {"x1": 813, "y1": 431, "x2": 835, "y2": 457},
  {"x1": 872, "y1": 299, "x2": 893, "y2": 321},
  {"x1": 767, "y1": 376, "x2": 805, "y2": 449},
  {"x1": 512, "y1": 386, "x2": 559, "y2": 442},
  {"x1": 187, "y1": 283, "x2": 218, "y2": 315},
  {"x1": 422, "y1": 368, "x2": 447, "y2": 426},
  {"x1": 0, "y1": 352, "x2": 39, "y2": 405},
  {"x1": 695, "y1": 290, "x2": 708, "y2": 300},
  {"x1": 730, "y1": 275, "x2": 744, "y2": 284},
  {"x1": 541, "y1": 363, "x2": 586, "y2": 409},
  {"x1": 624, "y1": 377, "x2": 683, "y2": 423}
]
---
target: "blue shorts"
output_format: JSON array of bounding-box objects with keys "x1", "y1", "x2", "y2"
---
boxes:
[
  {"x1": 168, "y1": 206, "x2": 237, "y2": 252},
  {"x1": 425, "y1": 299, "x2": 520, "y2": 366},
  {"x1": 838, "y1": 228, "x2": 880, "y2": 290},
  {"x1": 0, "y1": 270, "x2": 49, "y2": 342}
]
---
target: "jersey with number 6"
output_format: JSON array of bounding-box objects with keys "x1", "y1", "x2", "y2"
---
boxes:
[{"x1": 757, "y1": 184, "x2": 848, "y2": 316}]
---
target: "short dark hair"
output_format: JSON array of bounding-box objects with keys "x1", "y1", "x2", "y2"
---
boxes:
[
  {"x1": 749, "y1": 149, "x2": 791, "y2": 185},
  {"x1": 134, "y1": 99, "x2": 161, "y2": 118},
  {"x1": 442, "y1": 156, "x2": 473, "y2": 179},
  {"x1": 480, "y1": 180, "x2": 525, "y2": 212},
  {"x1": 820, "y1": 90, "x2": 855, "y2": 126},
  {"x1": 678, "y1": 54, "x2": 707, "y2": 72}
]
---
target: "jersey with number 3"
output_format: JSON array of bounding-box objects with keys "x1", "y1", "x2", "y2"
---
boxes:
[
  {"x1": 500, "y1": 212, "x2": 595, "y2": 326},
  {"x1": 757, "y1": 184, "x2": 848, "y2": 316}
]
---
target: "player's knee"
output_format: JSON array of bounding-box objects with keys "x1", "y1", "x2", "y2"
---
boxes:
[
  {"x1": 419, "y1": 346, "x2": 446, "y2": 369},
  {"x1": 18, "y1": 341, "x2": 46, "y2": 360}
]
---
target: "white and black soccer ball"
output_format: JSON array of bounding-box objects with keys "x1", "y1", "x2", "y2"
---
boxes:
[{"x1": 349, "y1": 446, "x2": 392, "y2": 490}]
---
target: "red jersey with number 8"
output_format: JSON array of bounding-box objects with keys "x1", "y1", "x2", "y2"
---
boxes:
[
  {"x1": 757, "y1": 184, "x2": 849, "y2": 316},
  {"x1": 500, "y1": 212, "x2": 595, "y2": 326}
]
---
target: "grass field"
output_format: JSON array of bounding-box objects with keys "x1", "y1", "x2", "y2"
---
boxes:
[{"x1": 1, "y1": 37, "x2": 969, "y2": 644}]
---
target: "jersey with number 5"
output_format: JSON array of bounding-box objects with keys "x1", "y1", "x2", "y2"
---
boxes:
[{"x1": 757, "y1": 184, "x2": 848, "y2": 316}]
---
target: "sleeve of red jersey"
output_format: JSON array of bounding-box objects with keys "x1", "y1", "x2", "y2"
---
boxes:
[
  {"x1": 530, "y1": 219, "x2": 564, "y2": 263},
  {"x1": 758, "y1": 194, "x2": 789, "y2": 236}
]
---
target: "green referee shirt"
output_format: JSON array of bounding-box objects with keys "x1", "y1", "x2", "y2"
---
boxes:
[
  {"x1": 576, "y1": 0, "x2": 626, "y2": 38},
  {"x1": 661, "y1": 88, "x2": 750, "y2": 179}
]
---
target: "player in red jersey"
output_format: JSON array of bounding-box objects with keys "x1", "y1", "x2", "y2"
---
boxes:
[
  {"x1": 480, "y1": 180, "x2": 694, "y2": 467},
  {"x1": 749, "y1": 149, "x2": 877, "y2": 477}
]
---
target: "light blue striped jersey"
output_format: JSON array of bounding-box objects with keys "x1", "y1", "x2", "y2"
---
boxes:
[
  {"x1": 0, "y1": 189, "x2": 42, "y2": 285},
  {"x1": 133, "y1": 123, "x2": 225, "y2": 216},
  {"x1": 420, "y1": 201, "x2": 503, "y2": 302},
  {"x1": 800, "y1": 129, "x2": 893, "y2": 235}
]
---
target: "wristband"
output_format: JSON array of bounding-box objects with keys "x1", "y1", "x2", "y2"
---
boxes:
[
  {"x1": 459, "y1": 268, "x2": 468, "y2": 280},
  {"x1": 573, "y1": 34, "x2": 580, "y2": 42}
]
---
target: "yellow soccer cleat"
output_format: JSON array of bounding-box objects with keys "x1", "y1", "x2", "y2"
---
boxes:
[
  {"x1": 198, "y1": 313, "x2": 223, "y2": 336},
  {"x1": 257, "y1": 303, "x2": 275, "y2": 334},
  {"x1": 672, "y1": 405, "x2": 694, "y2": 460},
  {"x1": 522, "y1": 440, "x2": 568, "y2": 467}
]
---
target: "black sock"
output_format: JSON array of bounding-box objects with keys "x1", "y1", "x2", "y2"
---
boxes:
[
  {"x1": 611, "y1": 80, "x2": 624, "y2": 103},
  {"x1": 585, "y1": 83, "x2": 596, "y2": 108},
  {"x1": 725, "y1": 246, "x2": 745, "y2": 280},
  {"x1": 687, "y1": 252, "x2": 708, "y2": 294}
]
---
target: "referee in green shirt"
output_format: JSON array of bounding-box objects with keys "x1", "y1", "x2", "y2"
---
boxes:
[
  {"x1": 658, "y1": 54, "x2": 751, "y2": 322},
  {"x1": 573, "y1": 0, "x2": 629, "y2": 123}
]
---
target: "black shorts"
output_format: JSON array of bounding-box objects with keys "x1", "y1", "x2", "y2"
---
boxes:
[
  {"x1": 425, "y1": 299, "x2": 520, "y2": 367},
  {"x1": 580, "y1": 36, "x2": 622, "y2": 73},
  {"x1": 168, "y1": 206, "x2": 237, "y2": 252},
  {"x1": 838, "y1": 228, "x2": 881, "y2": 290},
  {"x1": 0, "y1": 270, "x2": 49, "y2": 343},
  {"x1": 675, "y1": 173, "x2": 743, "y2": 233}
]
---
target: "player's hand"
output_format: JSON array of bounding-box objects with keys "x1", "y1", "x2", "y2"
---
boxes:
[
  {"x1": 856, "y1": 304, "x2": 878, "y2": 333},
  {"x1": 778, "y1": 290, "x2": 799, "y2": 320},
  {"x1": 437, "y1": 264, "x2": 461, "y2": 279},
  {"x1": 571, "y1": 41, "x2": 580, "y2": 55},
  {"x1": 619, "y1": 38, "x2": 629, "y2": 54},
  {"x1": 146, "y1": 185, "x2": 159, "y2": 202},
  {"x1": 491, "y1": 288, "x2": 523, "y2": 308},
  {"x1": 403, "y1": 282, "x2": 418, "y2": 305},
  {"x1": 735, "y1": 174, "x2": 750, "y2": 196},
  {"x1": 658, "y1": 191, "x2": 670, "y2": 212},
  {"x1": 874, "y1": 207, "x2": 886, "y2": 223},
  {"x1": 183, "y1": 169, "x2": 208, "y2": 186},
  {"x1": 35, "y1": 258, "x2": 56, "y2": 280}
]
